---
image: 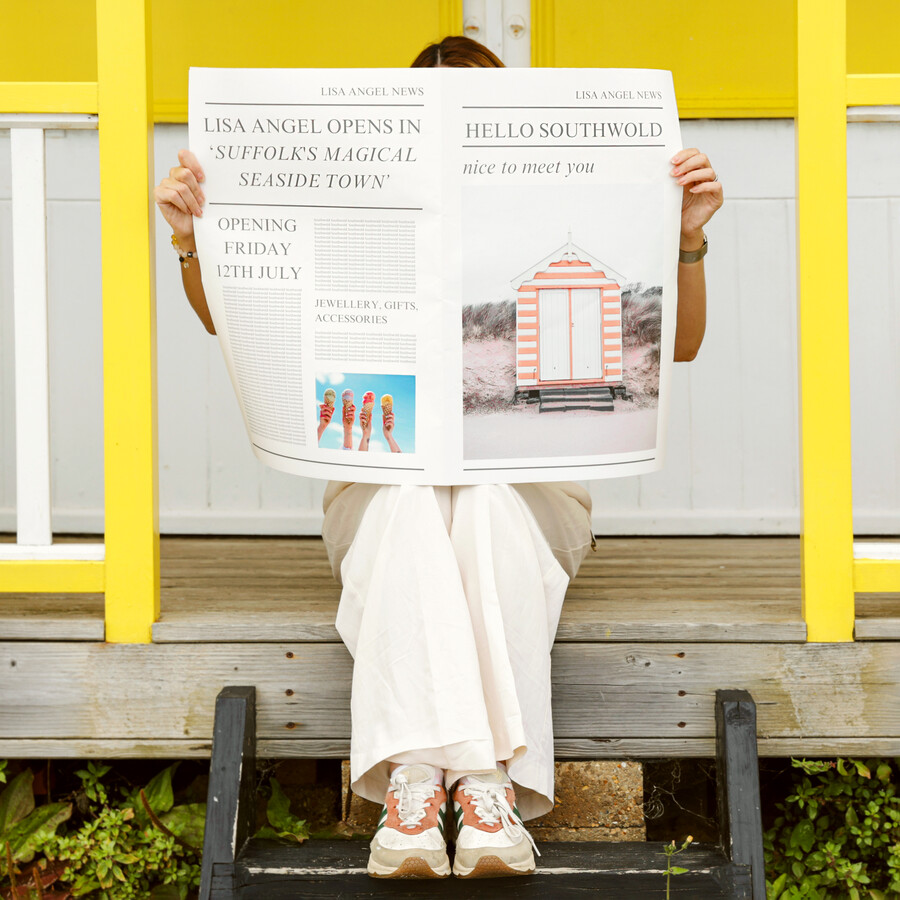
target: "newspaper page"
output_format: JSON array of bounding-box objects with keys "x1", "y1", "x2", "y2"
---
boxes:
[{"x1": 189, "y1": 67, "x2": 681, "y2": 485}]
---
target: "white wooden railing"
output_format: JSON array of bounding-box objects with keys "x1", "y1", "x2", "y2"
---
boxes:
[{"x1": 0, "y1": 114, "x2": 103, "y2": 564}]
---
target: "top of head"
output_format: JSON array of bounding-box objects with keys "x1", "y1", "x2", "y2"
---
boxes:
[{"x1": 410, "y1": 35, "x2": 505, "y2": 69}]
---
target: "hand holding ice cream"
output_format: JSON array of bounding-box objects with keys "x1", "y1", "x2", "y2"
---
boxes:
[
  {"x1": 317, "y1": 388, "x2": 336, "y2": 442},
  {"x1": 358, "y1": 391, "x2": 375, "y2": 451},
  {"x1": 341, "y1": 389, "x2": 355, "y2": 450},
  {"x1": 381, "y1": 394, "x2": 401, "y2": 453}
]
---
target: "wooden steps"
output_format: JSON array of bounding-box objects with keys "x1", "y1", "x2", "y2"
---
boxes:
[
  {"x1": 199, "y1": 688, "x2": 766, "y2": 900},
  {"x1": 228, "y1": 839, "x2": 749, "y2": 897}
]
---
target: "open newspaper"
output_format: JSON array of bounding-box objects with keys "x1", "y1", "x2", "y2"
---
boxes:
[{"x1": 189, "y1": 67, "x2": 681, "y2": 484}]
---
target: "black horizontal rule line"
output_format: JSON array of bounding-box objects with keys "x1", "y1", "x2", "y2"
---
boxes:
[
  {"x1": 209, "y1": 202, "x2": 423, "y2": 211},
  {"x1": 461, "y1": 105, "x2": 664, "y2": 110},
  {"x1": 461, "y1": 144, "x2": 665, "y2": 149},
  {"x1": 203, "y1": 101, "x2": 425, "y2": 107},
  {"x1": 255, "y1": 444, "x2": 425, "y2": 471},
  {"x1": 463, "y1": 456, "x2": 655, "y2": 472}
]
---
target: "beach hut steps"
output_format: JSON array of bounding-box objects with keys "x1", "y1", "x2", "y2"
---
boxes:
[
  {"x1": 198, "y1": 688, "x2": 763, "y2": 898},
  {"x1": 539, "y1": 386, "x2": 616, "y2": 413}
]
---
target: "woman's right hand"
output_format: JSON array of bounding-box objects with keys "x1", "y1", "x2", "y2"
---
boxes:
[{"x1": 153, "y1": 149, "x2": 206, "y2": 242}]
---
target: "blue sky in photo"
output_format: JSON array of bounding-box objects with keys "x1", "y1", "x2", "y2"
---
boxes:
[{"x1": 316, "y1": 372, "x2": 416, "y2": 453}]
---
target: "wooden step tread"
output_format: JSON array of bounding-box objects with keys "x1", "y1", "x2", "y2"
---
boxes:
[{"x1": 228, "y1": 839, "x2": 748, "y2": 897}]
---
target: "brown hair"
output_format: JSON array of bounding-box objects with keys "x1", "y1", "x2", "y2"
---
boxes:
[{"x1": 410, "y1": 35, "x2": 505, "y2": 68}]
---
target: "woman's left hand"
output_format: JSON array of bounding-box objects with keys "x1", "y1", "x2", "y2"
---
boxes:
[{"x1": 671, "y1": 148, "x2": 723, "y2": 247}]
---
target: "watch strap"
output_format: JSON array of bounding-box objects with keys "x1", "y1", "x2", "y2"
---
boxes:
[{"x1": 679, "y1": 233, "x2": 708, "y2": 264}]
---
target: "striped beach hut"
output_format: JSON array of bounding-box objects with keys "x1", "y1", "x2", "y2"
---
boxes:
[{"x1": 514, "y1": 234, "x2": 624, "y2": 394}]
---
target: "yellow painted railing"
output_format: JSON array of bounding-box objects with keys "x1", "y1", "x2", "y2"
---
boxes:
[
  {"x1": 796, "y1": 1, "x2": 900, "y2": 642},
  {"x1": 0, "y1": 0, "x2": 159, "y2": 643}
]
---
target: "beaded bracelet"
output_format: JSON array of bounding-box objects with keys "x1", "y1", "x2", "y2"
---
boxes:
[{"x1": 171, "y1": 234, "x2": 198, "y2": 269}]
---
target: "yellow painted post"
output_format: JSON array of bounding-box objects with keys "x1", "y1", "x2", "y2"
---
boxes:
[
  {"x1": 438, "y1": 0, "x2": 463, "y2": 38},
  {"x1": 531, "y1": 0, "x2": 556, "y2": 67},
  {"x1": 96, "y1": 0, "x2": 159, "y2": 643},
  {"x1": 795, "y1": 0, "x2": 855, "y2": 642}
]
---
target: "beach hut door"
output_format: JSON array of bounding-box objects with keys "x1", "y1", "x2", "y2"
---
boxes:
[
  {"x1": 571, "y1": 288, "x2": 602, "y2": 378},
  {"x1": 538, "y1": 289, "x2": 570, "y2": 379}
]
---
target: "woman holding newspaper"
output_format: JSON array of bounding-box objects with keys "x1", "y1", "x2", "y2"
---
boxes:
[{"x1": 155, "y1": 35, "x2": 722, "y2": 881}]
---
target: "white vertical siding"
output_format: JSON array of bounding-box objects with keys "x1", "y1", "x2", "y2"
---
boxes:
[{"x1": 0, "y1": 120, "x2": 898, "y2": 535}]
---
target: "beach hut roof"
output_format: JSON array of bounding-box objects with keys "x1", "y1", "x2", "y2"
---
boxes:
[{"x1": 511, "y1": 232, "x2": 625, "y2": 288}]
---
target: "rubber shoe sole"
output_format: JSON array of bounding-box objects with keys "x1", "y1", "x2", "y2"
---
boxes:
[
  {"x1": 368, "y1": 853, "x2": 451, "y2": 878},
  {"x1": 452, "y1": 852, "x2": 535, "y2": 878}
]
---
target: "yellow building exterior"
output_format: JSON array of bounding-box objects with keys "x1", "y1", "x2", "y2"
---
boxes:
[
  {"x1": 4, "y1": 0, "x2": 900, "y2": 120},
  {"x1": 1, "y1": 0, "x2": 899, "y2": 646}
]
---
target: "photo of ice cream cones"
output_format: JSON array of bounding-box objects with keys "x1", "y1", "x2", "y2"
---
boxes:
[{"x1": 315, "y1": 375, "x2": 414, "y2": 453}]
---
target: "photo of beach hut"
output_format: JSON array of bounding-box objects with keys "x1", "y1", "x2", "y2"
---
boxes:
[{"x1": 514, "y1": 234, "x2": 628, "y2": 412}]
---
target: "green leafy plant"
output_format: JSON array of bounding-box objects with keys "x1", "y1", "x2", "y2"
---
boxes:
[
  {"x1": 764, "y1": 757, "x2": 900, "y2": 900},
  {"x1": 74, "y1": 762, "x2": 112, "y2": 806},
  {"x1": 0, "y1": 761, "x2": 206, "y2": 899},
  {"x1": 663, "y1": 834, "x2": 693, "y2": 898},
  {"x1": 0, "y1": 768, "x2": 72, "y2": 880},
  {"x1": 40, "y1": 762, "x2": 205, "y2": 899},
  {"x1": 254, "y1": 777, "x2": 309, "y2": 844}
]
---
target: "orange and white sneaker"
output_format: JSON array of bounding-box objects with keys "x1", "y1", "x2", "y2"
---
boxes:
[
  {"x1": 367, "y1": 764, "x2": 451, "y2": 878},
  {"x1": 451, "y1": 769, "x2": 540, "y2": 878}
]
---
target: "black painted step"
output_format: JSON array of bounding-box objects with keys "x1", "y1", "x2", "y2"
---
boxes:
[{"x1": 231, "y1": 839, "x2": 750, "y2": 898}]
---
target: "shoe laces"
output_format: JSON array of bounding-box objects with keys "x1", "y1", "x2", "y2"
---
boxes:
[
  {"x1": 460, "y1": 780, "x2": 541, "y2": 857},
  {"x1": 389, "y1": 770, "x2": 438, "y2": 829}
]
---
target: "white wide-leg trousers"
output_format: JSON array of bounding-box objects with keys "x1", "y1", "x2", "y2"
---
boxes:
[{"x1": 321, "y1": 480, "x2": 593, "y2": 821}]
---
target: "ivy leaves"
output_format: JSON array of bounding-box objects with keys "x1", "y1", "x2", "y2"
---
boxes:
[{"x1": 764, "y1": 757, "x2": 900, "y2": 900}]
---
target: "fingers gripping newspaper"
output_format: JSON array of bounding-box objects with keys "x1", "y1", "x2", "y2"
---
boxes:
[{"x1": 189, "y1": 67, "x2": 682, "y2": 485}]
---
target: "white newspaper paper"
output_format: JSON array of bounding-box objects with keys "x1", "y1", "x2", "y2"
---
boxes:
[{"x1": 189, "y1": 67, "x2": 681, "y2": 484}]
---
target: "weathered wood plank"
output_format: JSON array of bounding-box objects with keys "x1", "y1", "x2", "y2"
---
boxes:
[
  {"x1": 200, "y1": 687, "x2": 255, "y2": 900},
  {"x1": 234, "y1": 840, "x2": 742, "y2": 898},
  {"x1": 0, "y1": 598, "x2": 104, "y2": 640},
  {"x1": 2, "y1": 642, "x2": 898, "y2": 745},
  {"x1": 1, "y1": 536, "x2": 810, "y2": 642},
  {"x1": 241, "y1": 839, "x2": 731, "y2": 873},
  {"x1": 855, "y1": 618, "x2": 900, "y2": 640},
  {"x1": 152, "y1": 608, "x2": 807, "y2": 644},
  {"x1": 715, "y1": 691, "x2": 764, "y2": 899},
  {"x1": 3, "y1": 735, "x2": 900, "y2": 760}
]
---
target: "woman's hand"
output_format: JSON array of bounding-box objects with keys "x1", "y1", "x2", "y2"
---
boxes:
[
  {"x1": 671, "y1": 148, "x2": 723, "y2": 248},
  {"x1": 153, "y1": 149, "x2": 206, "y2": 243}
]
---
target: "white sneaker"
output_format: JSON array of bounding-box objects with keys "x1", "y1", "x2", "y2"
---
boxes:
[
  {"x1": 451, "y1": 769, "x2": 540, "y2": 878},
  {"x1": 367, "y1": 764, "x2": 451, "y2": 878}
]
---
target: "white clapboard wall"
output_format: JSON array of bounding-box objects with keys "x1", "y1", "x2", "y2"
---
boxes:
[{"x1": 0, "y1": 120, "x2": 898, "y2": 536}]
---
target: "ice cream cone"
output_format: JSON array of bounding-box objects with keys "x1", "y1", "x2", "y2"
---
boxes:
[
  {"x1": 381, "y1": 394, "x2": 393, "y2": 419},
  {"x1": 323, "y1": 389, "x2": 336, "y2": 411},
  {"x1": 362, "y1": 391, "x2": 375, "y2": 415},
  {"x1": 342, "y1": 389, "x2": 354, "y2": 426}
]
